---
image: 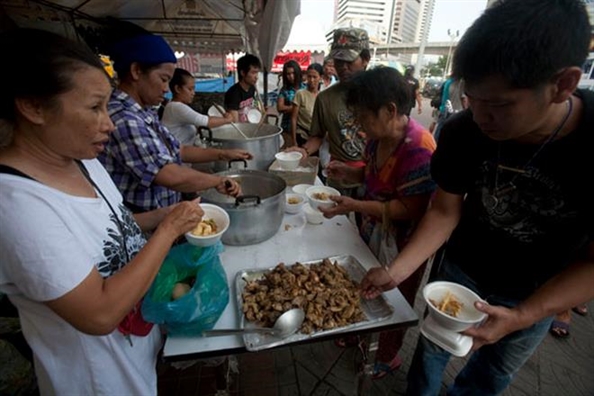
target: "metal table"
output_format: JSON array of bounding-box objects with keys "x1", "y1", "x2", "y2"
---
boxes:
[{"x1": 163, "y1": 211, "x2": 419, "y2": 364}]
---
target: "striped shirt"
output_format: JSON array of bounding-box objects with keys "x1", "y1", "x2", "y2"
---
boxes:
[{"x1": 99, "y1": 90, "x2": 182, "y2": 212}]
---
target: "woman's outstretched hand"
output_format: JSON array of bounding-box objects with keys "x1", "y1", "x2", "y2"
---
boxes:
[{"x1": 360, "y1": 266, "x2": 399, "y2": 299}]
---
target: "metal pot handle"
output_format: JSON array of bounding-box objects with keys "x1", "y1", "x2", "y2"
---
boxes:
[
  {"x1": 235, "y1": 195, "x2": 261, "y2": 207},
  {"x1": 266, "y1": 114, "x2": 279, "y2": 126},
  {"x1": 228, "y1": 159, "x2": 248, "y2": 169},
  {"x1": 197, "y1": 126, "x2": 213, "y2": 142}
]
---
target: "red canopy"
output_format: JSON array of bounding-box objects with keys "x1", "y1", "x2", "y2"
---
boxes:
[
  {"x1": 271, "y1": 51, "x2": 311, "y2": 72},
  {"x1": 226, "y1": 51, "x2": 311, "y2": 72}
]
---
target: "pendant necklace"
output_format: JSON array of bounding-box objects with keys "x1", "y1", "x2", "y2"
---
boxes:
[{"x1": 485, "y1": 97, "x2": 573, "y2": 210}]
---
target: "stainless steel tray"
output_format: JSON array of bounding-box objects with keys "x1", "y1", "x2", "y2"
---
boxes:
[{"x1": 234, "y1": 255, "x2": 394, "y2": 351}]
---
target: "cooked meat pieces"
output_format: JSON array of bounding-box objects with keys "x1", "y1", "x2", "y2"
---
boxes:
[{"x1": 241, "y1": 259, "x2": 365, "y2": 334}]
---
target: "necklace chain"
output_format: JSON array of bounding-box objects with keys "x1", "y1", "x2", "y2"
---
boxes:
[{"x1": 486, "y1": 97, "x2": 573, "y2": 210}]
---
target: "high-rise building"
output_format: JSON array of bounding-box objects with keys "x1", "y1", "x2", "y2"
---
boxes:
[
  {"x1": 416, "y1": 0, "x2": 436, "y2": 42},
  {"x1": 329, "y1": 0, "x2": 433, "y2": 45},
  {"x1": 332, "y1": 0, "x2": 393, "y2": 44}
]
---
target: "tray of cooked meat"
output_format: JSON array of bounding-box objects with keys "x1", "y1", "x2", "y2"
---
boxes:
[{"x1": 235, "y1": 255, "x2": 394, "y2": 351}]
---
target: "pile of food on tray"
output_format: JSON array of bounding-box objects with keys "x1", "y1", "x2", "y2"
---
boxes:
[{"x1": 241, "y1": 258, "x2": 365, "y2": 334}]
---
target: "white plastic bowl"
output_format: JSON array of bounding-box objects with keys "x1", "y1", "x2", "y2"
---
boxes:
[
  {"x1": 285, "y1": 193, "x2": 305, "y2": 214},
  {"x1": 275, "y1": 151, "x2": 303, "y2": 170},
  {"x1": 304, "y1": 203, "x2": 324, "y2": 224},
  {"x1": 305, "y1": 186, "x2": 341, "y2": 211},
  {"x1": 292, "y1": 184, "x2": 313, "y2": 196},
  {"x1": 185, "y1": 203, "x2": 230, "y2": 247},
  {"x1": 247, "y1": 109, "x2": 262, "y2": 124},
  {"x1": 423, "y1": 281, "x2": 487, "y2": 332}
]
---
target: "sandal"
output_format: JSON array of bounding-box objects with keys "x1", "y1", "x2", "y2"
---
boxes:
[
  {"x1": 549, "y1": 319, "x2": 570, "y2": 338},
  {"x1": 334, "y1": 336, "x2": 359, "y2": 348},
  {"x1": 572, "y1": 305, "x2": 588, "y2": 316},
  {"x1": 371, "y1": 355, "x2": 402, "y2": 380}
]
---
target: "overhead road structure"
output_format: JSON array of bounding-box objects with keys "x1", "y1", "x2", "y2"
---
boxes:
[{"x1": 373, "y1": 41, "x2": 459, "y2": 57}]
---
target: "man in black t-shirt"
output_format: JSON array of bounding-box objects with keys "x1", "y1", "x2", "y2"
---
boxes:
[
  {"x1": 404, "y1": 66, "x2": 422, "y2": 116},
  {"x1": 360, "y1": 1, "x2": 594, "y2": 395},
  {"x1": 224, "y1": 54, "x2": 264, "y2": 123}
]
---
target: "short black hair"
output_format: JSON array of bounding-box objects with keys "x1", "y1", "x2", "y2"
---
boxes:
[
  {"x1": 237, "y1": 54, "x2": 261, "y2": 80},
  {"x1": 307, "y1": 63, "x2": 324, "y2": 76},
  {"x1": 0, "y1": 28, "x2": 105, "y2": 122},
  {"x1": 169, "y1": 68, "x2": 193, "y2": 93},
  {"x1": 346, "y1": 67, "x2": 412, "y2": 116},
  {"x1": 453, "y1": 0, "x2": 591, "y2": 88}
]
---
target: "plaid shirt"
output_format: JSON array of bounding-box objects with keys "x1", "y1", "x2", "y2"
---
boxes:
[{"x1": 99, "y1": 90, "x2": 182, "y2": 212}]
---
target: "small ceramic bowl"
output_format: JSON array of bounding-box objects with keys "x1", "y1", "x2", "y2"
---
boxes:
[
  {"x1": 285, "y1": 193, "x2": 305, "y2": 214},
  {"x1": 305, "y1": 186, "x2": 341, "y2": 211},
  {"x1": 292, "y1": 184, "x2": 313, "y2": 196},
  {"x1": 275, "y1": 152, "x2": 303, "y2": 170},
  {"x1": 184, "y1": 204, "x2": 230, "y2": 247},
  {"x1": 304, "y1": 203, "x2": 324, "y2": 225},
  {"x1": 423, "y1": 281, "x2": 487, "y2": 333}
]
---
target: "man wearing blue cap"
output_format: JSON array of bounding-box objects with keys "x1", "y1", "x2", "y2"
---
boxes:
[{"x1": 99, "y1": 34, "x2": 249, "y2": 213}]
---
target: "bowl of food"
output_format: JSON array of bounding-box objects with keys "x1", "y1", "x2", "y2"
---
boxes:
[
  {"x1": 305, "y1": 186, "x2": 341, "y2": 211},
  {"x1": 423, "y1": 281, "x2": 487, "y2": 332},
  {"x1": 275, "y1": 151, "x2": 303, "y2": 170},
  {"x1": 285, "y1": 193, "x2": 305, "y2": 214},
  {"x1": 185, "y1": 203, "x2": 230, "y2": 247},
  {"x1": 292, "y1": 183, "x2": 313, "y2": 196}
]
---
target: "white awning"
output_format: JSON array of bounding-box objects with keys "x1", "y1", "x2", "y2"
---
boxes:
[{"x1": 1, "y1": 0, "x2": 300, "y2": 58}]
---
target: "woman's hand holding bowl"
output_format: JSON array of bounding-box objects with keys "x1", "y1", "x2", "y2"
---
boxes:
[
  {"x1": 159, "y1": 199, "x2": 204, "y2": 237},
  {"x1": 318, "y1": 196, "x2": 357, "y2": 218}
]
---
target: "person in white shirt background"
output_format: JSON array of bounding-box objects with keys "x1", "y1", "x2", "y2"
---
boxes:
[{"x1": 161, "y1": 68, "x2": 232, "y2": 145}]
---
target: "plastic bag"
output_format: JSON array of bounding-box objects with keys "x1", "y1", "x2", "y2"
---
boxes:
[
  {"x1": 368, "y1": 222, "x2": 399, "y2": 266},
  {"x1": 141, "y1": 242, "x2": 229, "y2": 336},
  {"x1": 367, "y1": 202, "x2": 399, "y2": 266}
]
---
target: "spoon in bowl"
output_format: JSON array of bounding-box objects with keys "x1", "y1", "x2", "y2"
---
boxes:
[{"x1": 202, "y1": 308, "x2": 305, "y2": 338}]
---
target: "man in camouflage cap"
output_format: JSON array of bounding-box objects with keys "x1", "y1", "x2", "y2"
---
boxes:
[
  {"x1": 329, "y1": 28, "x2": 370, "y2": 63},
  {"x1": 290, "y1": 27, "x2": 370, "y2": 189}
]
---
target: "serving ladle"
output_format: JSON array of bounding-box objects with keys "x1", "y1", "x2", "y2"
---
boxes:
[
  {"x1": 202, "y1": 308, "x2": 305, "y2": 338},
  {"x1": 213, "y1": 103, "x2": 250, "y2": 140}
]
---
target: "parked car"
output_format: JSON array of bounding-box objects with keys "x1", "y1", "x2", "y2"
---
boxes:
[{"x1": 422, "y1": 78, "x2": 444, "y2": 98}]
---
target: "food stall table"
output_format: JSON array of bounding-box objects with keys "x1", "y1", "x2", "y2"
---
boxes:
[{"x1": 164, "y1": 211, "x2": 419, "y2": 364}]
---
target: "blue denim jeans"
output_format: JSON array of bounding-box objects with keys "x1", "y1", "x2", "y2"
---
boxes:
[{"x1": 406, "y1": 258, "x2": 554, "y2": 396}]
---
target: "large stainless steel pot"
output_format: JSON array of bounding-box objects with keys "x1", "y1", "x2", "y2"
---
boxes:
[
  {"x1": 198, "y1": 118, "x2": 281, "y2": 172},
  {"x1": 200, "y1": 168, "x2": 286, "y2": 246}
]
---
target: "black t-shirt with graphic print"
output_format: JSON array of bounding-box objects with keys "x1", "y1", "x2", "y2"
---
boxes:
[{"x1": 431, "y1": 90, "x2": 594, "y2": 299}]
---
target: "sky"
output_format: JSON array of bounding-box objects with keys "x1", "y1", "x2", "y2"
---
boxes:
[{"x1": 287, "y1": 0, "x2": 488, "y2": 47}]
